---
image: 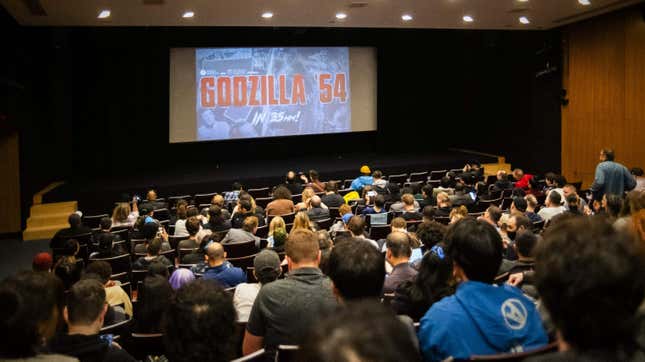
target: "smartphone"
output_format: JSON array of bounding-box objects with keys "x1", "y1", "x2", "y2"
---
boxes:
[
  {"x1": 469, "y1": 191, "x2": 477, "y2": 201},
  {"x1": 99, "y1": 334, "x2": 113, "y2": 346},
  {"x1": 367, "y1": 191, "x2": 377, "y2": 197}
]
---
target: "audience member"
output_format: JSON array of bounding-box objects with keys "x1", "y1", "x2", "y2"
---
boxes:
[
  {"x1": 49, "y1": 279, "x2": 136, "y2": 361},
  {"x1": 221, "y1": 215, "x2": 261, "y2": 249},
  {"x1": 524, "y1": 194, "x2": 543, "y2": 223},
  {"x1": 300, "y1": 300, "x2": 422, "y2": 362},
  {"x1": 295, "y1": 187, "x2": 317, "y2": 211},
  {"x1": 203, "y1": 205, "x2": 231, "y2": 232},
  {"x1": 133, "y1": 238, "x2": 172, "y2": 270},
  {"x1": 450, "y1": 183, "x2": 474, "y2": 207},
  {"x1": 267, "y1": 216, "x2": 286, "y2": 248},
  {"x1": 417, "y1": 219, "x2": 547, "y2": 361},
  {"x1": 133, "y1": 275, "x2": 173, "y2": 334},
  {"x1": 32, "y1": 252, "x2": 53, "y2": 272},
  {"x1": 211, "y1": 194, "x2": 232, "y2": 219},
  {"x1": 449, "y1": 205, "x2": 468, "y2": 224},
  {"x1": 434, "y1": 192, "x2": 452, "y2": 217},
  {"x1": 603, "y1": 194, "x2": 623, "y2": 220},
  {"x1": 350, "y1": 165, "x2": 374, "y2": 192},
  {"x1": 590, "y1": 148, "x2": 636, "y2": 201},
  {"x1": 233, "y1": 250, "x2": 281, "y2": 322},
  {"x1": 243, "y1": 229, "x2": 337, "y2": 354},
  {"x1": 531, "y1": 217, "x2": 645, "y2": 361},
  {"x1": 512, "y1": 168, "x2": 534, "y2": 190},
  {"x1": 434, "y1": 177, "x2": 454, "y2": 197},
  {"x1": 400, "y1": 194, "x2": 423, "y2": 221},
  {"x1": 492, "y1": 170, "x2": 513, "y2": 194},
  {"x1": 306, "y1": 169, "x2": 326, "y2": 192},
  {"x1": 562, "y1": 184, "x2": 587, "y2": 213},
  {"x1": 232, "y1": 199, "x2": 265, "y2": 228},
  {"x1": 371, "y1": 170, "x2": 388, "y2": 192},
  {"x1": 538, "y1": 191, "x2": 566, "y2": 223},
  {"x1": 50, "y1": 213, "x2": 92, "y2": 249},
  {"x1": 290, "y1": 211, "x2": 316, "y2": 235},
  {"x1": 201, "y1": 242, "x2": 246, "y2": 288},
  {"x1": 478, "y1": 205, "x2": 502, "y2": 228},
  {"x1": 53, "y1": 239, "x2": 83, "y2": 290},
  {"x1": 321, "y1": 181, "x2": 345, "y2": 208},
  {"x1": 284, "y1": 170, "x2": 305, "y2": 195},
  {"x1": 224, "y1": 182, "x2": 244, "y2": 205},
  {"x1": 328, "y1": 238, "x2": 385, "y2": 300},
  {"x1": 266, "y1": 186, "x2": 296, "y2": 216},
  {"x1": 632, "y1": 167, "x2": 645, "y2": 191},
  {"x1": 163, "y1": 279, "x2": 237, "y2": 362},
  {"x1": 85, "y1": 261, "x2": 133, "y2": 318},
  {"x1": 346, "y1": 216, "x2": 379, "y2": 249},
  {"x1": 172, "y1": 200, "x2": 189, "y2": 236},
  {"x1": 307, "y1": 195, "x2": 330, "y2": 221},
  {"x1": 383, "y1": 232, "x2": 417, "y2": 294},
  {"x1": 139, "y1": 189, "x2": 167, "y2": 211},
  {"x1": 362, "y1": 194, "x2": 387, "y2": 215},
  {"x1": 317, "y1": 230, "x2": 334, "y2": 275},
  {"x1": 111, "y1": 200, "x2": 139, "y2": 229},
  {"x1": 168, "y1": 268, "x2": 195, "y2": 291},
  {"x1": 177, "y1": 216, "x2": 201, "y2": 256},
  {"x1": 133, "y1": 222, "x2": 171, "y2": 254}
]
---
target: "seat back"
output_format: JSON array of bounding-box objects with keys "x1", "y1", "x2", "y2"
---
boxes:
[
  {"x1": 255, "y1": 225, "x2": 269, "y2": 238},
  {"x1": 230, "y1": 349, "x2": 267, "y2": 362},
  {"x1": 255, "y1": 197, "x2": 273, "y2": 209},
  {"x1": 369, "y1": 225, "x2": 391, "y2": 240},
  {"x1": 89, "y1": 253, "x2": 132, "y2": 276},
  {"x1": 223, "y1": 240, "x2": 258, "y2": 258},
  {"x1": 328, "y1": 207, "x2": 340, "y2": 219},
  {"x1": 168, "y1": 235, "x2": 189, "y2": 250},
  {"x1": 367, "y1": 213, "x2": 389, "y2": 226},
  {"x1": 316, "y1": 218, "x2": 333, "y2": 231},
  {"x1": 110, "y1": 228, "x2": 130, "y2": 243},
  {"x1": 408, "y1": 171, "x2": 429, "y2": 182},
  {"x1": 248, "y1": 187, "x2": 270, "y2": 199},
  {"x1": 194, "y1": 192, "x2": 217, "y2": 206},
  {"x1": 153, "y1": 208, "x2": 170, "y2": 222},
  {"x1": 387, "y1": 173, "x2": 408, "y2": 186},
  {"x1": 124, "y1": 333, "x2": 165, "y2": 361},
  {"x1": 429, "y1": 170, "x2": 447, "y2": 181},
  {"x1": 276, "y1": 345, "x2": 300, "y2": 362},
  {"x1": 433, "y1": 216, "x2": 451, "y2": 225},
  {"x1": 227, "y1": 254, "x2": 257, "y2": 270},
  {"x1": 83, "y1": 214, "x2": 109, "y2": 229},
  {"x1": 167, "y1": 195, "x2": 191, "y2": 209},
  {"x1": 100, "y1": 319, "x2": 132, "y2": 340}
]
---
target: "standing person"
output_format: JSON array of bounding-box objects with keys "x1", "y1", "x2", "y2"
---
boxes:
[{"x1": 590, "y1": 148, "x2": 636, "y2": 201}]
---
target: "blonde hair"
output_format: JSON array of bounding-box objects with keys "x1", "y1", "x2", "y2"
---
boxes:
[
  {"x1": 269, "y1": 216, "x2": 286, "y2": 236},
  {"x1": 291, "y1": 211, "x2": 313, "y2": 235},
  {"x1": 112, "y1": 203, "x2": 131, "y2": 223},
  {"x1": 437, "y1": 192, "x2": 451, "y2": 206},
  {"x1": 450, "y1": 205, "x2": 468, "y2": 223},
  {"x1": 301, "y1": 187, "x2": 316, "y2": 204}
]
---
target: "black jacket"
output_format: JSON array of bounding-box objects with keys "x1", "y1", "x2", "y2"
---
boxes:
[{"x1": 49, "y1": 334, "x2": 136, "y2": 362}]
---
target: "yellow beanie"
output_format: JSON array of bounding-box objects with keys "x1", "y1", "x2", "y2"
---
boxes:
[{"x1": 360, "y1": 165, "x2": 371, "y2": 174}]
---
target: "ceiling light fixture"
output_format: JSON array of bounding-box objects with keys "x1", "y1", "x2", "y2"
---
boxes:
[
  {"x1": 462, "y1": 15, "x2": 474, "y2": 22},
  {"x1": 519, "y1": 16, "x2": 530, "y2": 24},
  {"x1": 97, "y1": 9, "x2": 111, "y2": 19},
  {"x1": 578, "y1": 0, "x2": 591, "y2": 5},
  {"x1": 182, "y1": 11, "x2": 194, "y2": 18},
  {"x1": 336, "y1": 12, "x2": 347, "y2": 20},
  {"x1": 401, "y1": 14, "x2": 413, "y2": 21},
  {"x1": 261, "y1": 11, "x2": 273, "y2": 19}
]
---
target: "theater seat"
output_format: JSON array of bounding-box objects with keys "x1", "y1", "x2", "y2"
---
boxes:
[{"x1": 467, "y1": 342, "x2": 558, "y2": 361}]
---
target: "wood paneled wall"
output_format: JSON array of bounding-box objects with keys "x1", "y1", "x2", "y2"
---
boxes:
[
  {"x1": 562, "y1": 8, "x2": 645, "y2": 188},
  {"x1": 0, "y1": 132, "x2": 21, "y2": 234}
]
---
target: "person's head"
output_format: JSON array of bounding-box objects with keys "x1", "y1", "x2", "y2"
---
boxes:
[
  {"x1": 360, "y1": 165, "x2": 371, "y2": 175},
  {"x1": 32, "y1": 252, "x2": 53, "y2": 272},
  {"x1": 253, "y1": 250, "x2": 282, "y2": 285},
  {"x1": 273, "y1": 185, "x2": 292, "y2": 200},
  {"x1": 64, "y1": 279, "x2": 107, "y2": 333},
  {"x1": 163, "y1": 279, "x2": 236, "y2": 362},
  {"x1": 631, "y1": 167, "x2": 644, "y2": 177},
  {"x1": 421, "y1": 184, "x2": 433, "y2": 199},
  {"x1": 68, "y1": 213, "x2": 82, "y2": 229},
  {"x1": 0, "y1": 271, "x2": 64, "y2": 358},
  {"x1": 512, "y1": 168, "x2": 524, "y2": 181},
  {"x1": 600, "y1": 147, "x2": 615, "y2": 162},
  {"x1": 310, "y1": 195, "x2": 323, "y2": 208},
  {"x1": 346, "y1": 216, "x2": 366, "y2": 237},
  {"x1": 338, "y1": 203, "x2": 352, "y2": 217},
  {"x1": 325, "y1": 180, "x2": 339, "y2": 193},
  {"x1": 440, "y1": 176, "x2": 451, "y2": 188},
  {"x1": 496, "y1": 170, "x2": 507, "y2": 181},
  {"x1": 454, "y1": 183, "x2": 465, "y2": 194},
  {"x1": 511, "y1": 196, "x2": 528, "y2": 213},
  {"x1": 506, "y1": 213, "x2": 531, "y2": 240},
  {"x1": 386, "y1": 232, "x2": 412, "y2": 264},
  {"x1": 211, "y1": 194, "x2": 225, "y2": 208},
  {"x1": 286, "y1": 171, "x2": 297, "y2": 183},
  {"x1": 436, "y1": 192, "x2": 451, "y2": 208},
  {"x1": 511, "y1": 188, "x2": 526, "y2": 198},
  {"x1": 416, "y1": 221, "x2": 447, "y2": 250},
  {"x1": 147, "y1": 189, "x2": 158, "y2": 201},
  {"x1": 309, "y1": 169, "x2": 320, "y2": 181},
  {"x1": 401, "y1": 193, "x2": 415, "y2": 208},
  {"x1": 605, "y1": 194, "x2": 623, "y2": 218},
  {"x1": 292, "y1": 211, "x2": 312, "y2": 232},
  {"x1": 272, "y1": 228, "x2": 288, "y2": 250},
  {"x1": 562, "y1": 184, "x2": 577, "y2": 199},
  {"x1": 238, "y1": 199, "x2": 252, "y2": 214},
  {"x1": 99, "y1": 217, "x2": 112, "y2": 231},
  {"x1": 525, "y1": 194, "x2": 538, "y2": 211},
  {"x1": 374, "y1": 194, "x2": 386, "y2": 209},
  {"x1": 208, "y1": 205, "x2": 224, "y2": 225},
  {"x1": 300, "y1": 300, "x2": 421, "y2": 362},
  {"x1": 482, "y1": 206, "x2": 502, "y2": 225},
  {"x1": 269, "y1": 216, "x2": 285, "y2": 235},
  {"x1": 547, "y1": 190, "x2": 562, "y2": 207},
  {"x1": 449, "y1": 206, "x2": 468, "y2": 224},
  {"x1": 328, "y1": 240, "x2": 385, "y2": 300},
  {"x1": 415, "y1": 243, "x2": 454, "y2": 303},
  {"x1": 536, "y1": 217, "x2": 645, "y2": 352},
  {"x1": 317, "y1": 230, "x2": 333, "y2": 250},
  {"x1": 446, "y1": 219, "x2": 503, "y2": 284},
  {"x1": 232, "y1": 181, "x2": 243, "y2": 191},
  {"x1": 169, "y1": 268, "x2": 195, "y2": 291},
  {"x1": 422, "y1": 205, "x2": 435, "y2": 222},
  {"x1": 286, "y1": 229, "x2": 320, "y2": 268},
  {"x1": 206, "y1": 242, "x2": 226, "y2": 265},
  {"x1": 185, "y1": 216, "x2": 201, "y2": 237},
  {"x1": 85, "y1": 261, "x2": 112, "y2": 285},
  {"x1": 554, "y1": 174, "x2": 568, "y2": 188},
  {"x1": 514, "y1": 231, "x2": 538, "y2": 259},
  {"x1": 61, "y1": 238, "x2": 80, "y2": 257},
  {"x1": 372, "y1": 170, "x2": 383, "y2": 180},
  {"x1": 142, "y1": 222, "x2": 159, "y2": 241},
  {"x1": 389, "y1": 217, "x2": 406, "y2": 233},
  {"x1": 138, "y1": 275, "x2": 173, "y2": 318},
  {"x1": 242, "y1": 216, "x2": 259, "y2": 234},
  {"x1": 301, "y1": 187, "x2": 316, "y2": 203},
  {"x1": 148, "y1": 260, "x2": 170, "y2": 278},
  {"x1": 147, "y1": 237, "x2": 162, "y2": 257},
  {"x1": 176, "y1": 200, "x2": 188, "y2": 220}
]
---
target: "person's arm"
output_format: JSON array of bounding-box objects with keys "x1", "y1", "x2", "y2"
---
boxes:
[
  {"x1": 243, "y1": 330, "x2": 264, "y2": 355},
  {"x1": 243, "y1": 296, "x2": 266, "y2": 355},
  {"x1": 625, "y1": 167, "x2": 637, "y2": 191},
  {"x1": 590, "y1": 164, "x2": 604, "y2": 192},
  {"x1": 131, "y1": 197, "x2": 139, "y2": 213}
]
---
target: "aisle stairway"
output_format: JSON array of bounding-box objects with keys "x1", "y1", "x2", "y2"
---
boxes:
[{"x1": 22, "y1": 181, "x2": 77, "y2": 241}]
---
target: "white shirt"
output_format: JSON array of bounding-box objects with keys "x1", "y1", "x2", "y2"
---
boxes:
[
  {"x1": 233, "y1": 283, "x2": 262, "y2": 322},
  {"x1": 174, "y1": 219, "x2": 188, "y2": 237},
  {"x1": 538, "y1": 206, "x2": 566, "y2": 223}
]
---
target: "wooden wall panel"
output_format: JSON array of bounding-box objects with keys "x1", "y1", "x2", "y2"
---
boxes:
[
  {"x1": 562, "y1": 8, "x2": 645, "y2": 188},
  {"x1": 0, "y1": 132, "x2": 21, "y2": 234}
]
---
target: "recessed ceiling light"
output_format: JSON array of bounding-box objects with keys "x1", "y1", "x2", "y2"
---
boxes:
[
  {"x1": 578, "y1": 0, "x2": 591, "y2": 5},
  {"x1": 519, "y1": 16, "x2": 530, "y2": 24},
  {"x1": 401, "y1": 14, "x2": 413, "y2": 21},
  {"x1": 182, "y1": 11, "x2": 194, "y2": 18},
  {"x1": 97, "y1": 9, "x2": 111, "y2": 19},
  {"x1": 261, "y1": 11, "x2": 273, "y2": 19},
  {"x1": 463, "y1": 15, "x2": 474, "y2": 22},
  {"x1": 336, "y1": 12, "x2": 347, "y2": 20}
]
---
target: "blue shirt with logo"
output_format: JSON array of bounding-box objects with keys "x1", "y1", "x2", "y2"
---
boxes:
[{"x1": 201, "y1": 261, "x2": 246, "y2": 288}]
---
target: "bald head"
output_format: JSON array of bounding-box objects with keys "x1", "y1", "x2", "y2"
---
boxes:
[
  {"x1": 310, "y1": 195, "x2": 322, "y2": 208},
  {"x1": 147, "y1": 190, "x2": 157, "y2": 201},
  {"x1": 386, "y1": 231, "x2": 412, "y2": 258},
  {"x1": 206, "y1": 242, "x2": 225, "y2": 261}
]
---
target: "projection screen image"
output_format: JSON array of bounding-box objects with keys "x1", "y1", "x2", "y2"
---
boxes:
[{"x1": 169, "y1": 47, "x2": 377, "y2": 143}]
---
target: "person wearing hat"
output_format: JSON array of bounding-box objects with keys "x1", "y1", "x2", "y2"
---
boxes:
[
  {"x1": 32, "y1": 252, "x2": 53, "y2": 272},
  {"x1": 350, "y1": 165, "x2": 374, "y2": 192},
  {"x1": 233, "y1": 250, "x2": 282, "y2": 322}
]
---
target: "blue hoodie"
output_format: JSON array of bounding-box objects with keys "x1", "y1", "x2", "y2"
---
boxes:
[
  {"x1": 418, "y1": 281, "x2": 547, "y2": 362},
  {"x1": 350, "y1": 175, "x2": 373, "y2": 191}
]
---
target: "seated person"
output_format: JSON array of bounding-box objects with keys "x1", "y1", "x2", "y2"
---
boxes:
[
  {"x1": 433, "y1": 192, "x2": 453, "y2": 218},
  {"x1": 530, "y1": 217, "x2": 645, "y2": 361},
  {"x1": 221, "y1": 216, "x2": 261, "y2": 248},
  {"x1": 50, "y1": 212, "x2": 91, "y2": 249},
  {"x1": 383, "y1": 232, "x2": 418, "y2": 294},
  {"x1": 134, "y1": 275, "x2": 173, "y2": 334},
  {"x1": 449, "y1": 205, "x2": 468, "y2": 224},
  {"x1": 538, "y1": 191, "x2": 566, "y2": 223},
  {"x1": 232, "y1": 199, "x2": 266, "y2": 229},
  {"x1": 201, "y1": 242, "x2": 246, "y2": 288},
  {"x1": 91, "y1": 218, "x2": 127, "y2": 258},
  {"x1": 417, "y1": 219, "x2": 547, "y2": 361},
  {"x1": 350, "y1": 165, "x2": 374, "y2": 192},
  {"x1": 203, "y1": 205, "x2": 231, "y2": 232},
  {"x1": 266, "y1": 186, "x2": 296, "y2": 217},
  {"x1": 32, "y1": 252, "x2": 53, "y2": 272},
  {"x1": 139, "y1": 189, "x2": 168, "y2": 211},
  {"x1": 390, "y1": 193, "x2": 421, "y2": 213},
  {"x1": 400, "y1": 194, "x2": 423, "y2": 221},
  {"x1": 53, "y1": 239, "x2": 83, "y2": 290},
  {"x1": 321, "y1": 181, "x2": 346, "y2": 208},
  {"x1": 283, "y1": 170, "x2": 305, "y2": 195},
  {"x1": 233, "y1": 250, "x2": 282, "y2": 322},
  {"x1": 133, "y1": 222, "x2": 171, "y2": 254},
  {"x1": 524, "y1": 194, "x2": 543, "y2": 223},
  {"x1": 362, "y1": 194, "x2": 387, "y2": 215},
  {"x1": 162, "y1": 279, "x2": 238, "y2": 362},
  {"x1": 346, "y1": 216, "x2": 379, "y2": 249},
  {"x1": 168, "y1": 268, "x2": 195, "y2": 290},
  {"x1": 328, "y1": 239, "x2": 385, "y2": 301},
  {"x1": 49, "y1": 279, "x2": 136, "y2": 361},
  {"x1": 133, "y1": 238, "x2": 172, "y2": 270},
  {"x1": 85, "y1": 261, "x2": 133, "y2": 319},
  {"x1": 178, "y1": 216, "x2": 201, "y2": 263},
  {"x1": 307, "y1": 196, "x2": 330, "y2": 222},
  {"x1": 449, "y1": 183, "x2": 474, "y2": 207}
]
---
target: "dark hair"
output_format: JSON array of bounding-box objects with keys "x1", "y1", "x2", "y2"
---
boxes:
[
  {"x1": 554, "y1": 174, "x2": 568, "y2": 188},
  {"x1": 512, "y1": 197, "x2": 528, "y2": 212},
  {"x1": 545, "y1": 172, "x2": 557, "y2": 183},
  {"x1": 454, "y1": 183, "x2": 464, "y2": 193},
  {"x1": 69, "y1": 213, "x2": 82, "y2": 228},
  {"x1": 67, "y1": 279, "x2": 105, "y2": 325},
  {"x1": 163, "y1": 279, "x2": 236, "y2": 362},
  {"x1": 548, "y1": 191, "x2": 562, "y2": 206},
  {"x1": 605, "y1": 194, "x2": 623, "y2": 218},
  {"x1": 602, "y1": 148, "x2": 615, "y2": 161},
  {"x1": 85, "y1": 261, "x2": 112, "y2": 284},
  {"x1": 137, "y1": 275, "x2": 173, "y2": 333},
  {"x1": 328, "y1": 240, "x2": 385, "y2": 300},
  {"x1": 374, "y1": 195, "x2": 385, "y2": 208},
  {"x1": 511, "y1": 188, "x2": 526, "y2": 197},
  {"x1": 185, "y1": 216, "x2": 200, "y2": 236},
  {"x1": 421, "y1": 185, "x2": 434, "y2": 198},
  {"x1": 535, "y1": 217, "x2": 645, "y2": 352},
  {"x1": 309, "y1": 169, "x2": 320, "y2": 181},
  {"x1": 347, "y1": 216, "x2": 366, "y2": 236},
  {"x1": 148, "y1": 261, "x2": 169, "y2": 278},
  {"x1": 325, "y1": 181, "x2": 339, "y2": 192},
  {"x1": 486, "y1": 206, "x2": 502, "y2": 224},
  {"x1": 415, "y1": 221, "x2": 447, "y2": 251},
  {"x1": 208, "y1": 205, "x2": 225, "y2": 226},
  {"x1": 446, "y1": 219, "x2": 503, "y2": 283},
  {"x1": 386, "y1": 232, "x2": 412, "y2": 258},
  {"x1": 99, "y1": 217, "x2": 112, "y2": 230},
  {"x1": 300, "y1": 300, "x2": 422, "y2": 362},
  {"x1": 512, "y1": 213, "x2": 532, "y2": 231},
  {"x1": 631, "y1": 167, "x2": 643, "y2": 177},
  {"x1": 515, "y1": 231, "x2": 538, "y2": 257},
  {"x1": 0, "y1": 272, "x2": 64, "y2": 358},
  {"x1": 372, "y1": 170, "x2": 383, "y2": 179},
  {"x1": 440, "y1": 176, "x2": 451, "y2": 188},
  {"x1": 186, "y1": 208, "x2": 199, "y2": 218},
  {"x1": 95, "y1": 232, "x2": 114, "y2": 255},
  {"x1": 148, "y1": 238, "x2": 162, "y2": 256},
  {"x1": 422, "y1": 206, "x2": 435, "y2": 220},
  {"x1": 272, "y1": 186, "x2": 292, "y2": 200},
  {"x1": 232, "y1": 181, "x2": 243, "y2": 191}
]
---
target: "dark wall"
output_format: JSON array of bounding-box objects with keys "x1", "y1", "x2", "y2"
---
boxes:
[{"x1": 2, "y1": 16, "x2": 562, "y2": 221}]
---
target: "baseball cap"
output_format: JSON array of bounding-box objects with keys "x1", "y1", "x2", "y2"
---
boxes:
[
  {"x1": 342, "y1": 213, "x2": 354, "y2": 224},
  {"x1": 32, "y1": 252, "x2": 53, "y2": 272},
  {"x1": 253, "y1": 250, "x2": 281, "y2": 279},
  {"x1": 360, "y1": 165, "x2": 371, "y2": 174}
]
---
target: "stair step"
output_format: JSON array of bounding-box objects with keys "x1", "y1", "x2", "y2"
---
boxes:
[
  {"x1": 23, "y1": 224, "x2": 69, "y2": 241},
  {"x1": 27, "y1": 212, "x2": 71, "y2": 228},
  {"x1": 30, "y1": 201, "x2": 77, "y2": 216}
]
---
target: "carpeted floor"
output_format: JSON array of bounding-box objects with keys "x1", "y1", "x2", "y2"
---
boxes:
[{"x1": 0, "y1": 238, "x2": 50, "y2": 280}]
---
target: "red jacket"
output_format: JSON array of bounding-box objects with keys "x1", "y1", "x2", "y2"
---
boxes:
[{"x1": 514, "y1": 174, "x2": 533, "y2": 189}]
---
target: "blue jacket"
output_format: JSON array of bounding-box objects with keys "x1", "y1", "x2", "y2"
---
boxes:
[
  {"x1": 418, "y1": 281, "x2": 547, "y2": 362},
  {"x1": 202, "y1": 261, "x2": 246, "y2": 288},
  {"x1": 591, "y1": 161, "x2": 636, "y2": 199},
  {"x1": 350, "y1": 175, "x2": 373, "y2": 191}
]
